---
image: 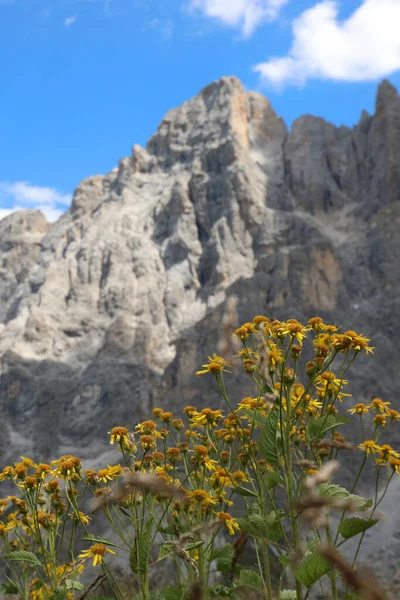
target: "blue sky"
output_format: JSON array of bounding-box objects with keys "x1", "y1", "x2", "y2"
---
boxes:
[{"x1": 1, "y1": 0, "x2": 400, "y2": 221}]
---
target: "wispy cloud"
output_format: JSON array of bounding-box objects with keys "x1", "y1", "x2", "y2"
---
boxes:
[
  {"x1": 255, "y1": 0, "x2": 400, "y2": 88},
  {"x1": 189, "y1": 0, "x2": 289, "y2": 37},
  {"x1": 0, "y1": 181, "x2": 71, "y2": 223},
  {"x1": 148, "y1": 18, "x2": 174, "y2": 40},
  {"x1": 64, "y1": 15, "x2": 77, "y2": 27}
]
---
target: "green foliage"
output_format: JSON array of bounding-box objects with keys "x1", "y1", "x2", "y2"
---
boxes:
[
  {"x1": 294, "y1": 546, "x2": 331, "y2": 588},
  {"x1": 160, "y1": 584, "x2": 188, "y2": 600},
  {"x1": 279, "y1": 591, "x2": 298, "y2": 600},
  {"x1": 130, "y1": 518, "x2": 155, "y2": 574},
  {"x1": 259, "y1": 408, "x2": 280, "y2": 465},
  {"x1": 3, "y1": 551, "x2": 42, "y2": 567},
  {"x1": 238, "y1": 569, "x2": 264, "y2": 591},
  {"x1": 48, "y1": 589, "x2": 68, "y2": 600},
  {"x1": 0, "y1": 582, "x2": 19, "y2": 594},
  {"x1": 318, "y1": 483, "x2": 372, "y2": 510},
  {"x1": 237, "y1": 511, "x2": 283, "y2": 543},
  {"x1": 307, "y1": 414, "x2": 350, "y2": 441},
  {"x1": 338, "y1": 517, "x2": 379, "y2": 540}
]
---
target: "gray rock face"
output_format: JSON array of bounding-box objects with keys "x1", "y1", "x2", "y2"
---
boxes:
[{"x1": 0, "y1": 76, "x2": 399, "y2": 480}]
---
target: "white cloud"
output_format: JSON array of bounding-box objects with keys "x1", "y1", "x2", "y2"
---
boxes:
[
  {"x1": 64, "y1": 15, "x2": 77, "y2": 27},
  {"x1": 148, "y1": 18, "x2": 174, "y2": 40},
  {"x1": 189, "y1": 0, "x2": 289, "y2": 37},
  {"x1": 0, "y1": 181, "x2": 71, "y2": 223},
  {"x1": 254, "y1": 0, "x2": 400, "y2": 88}
]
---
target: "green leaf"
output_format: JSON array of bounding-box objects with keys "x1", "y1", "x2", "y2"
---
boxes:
[
  {"x1": 318, "y1": 483, "x2": 372, "y2": 510},
  {"x1": 263, "y1": 470, "x2": 283, "y2": 490},
  {"x1": 82, "y1": 534, "x2": 124, "y2": 550},
  {"x1": 65, "y1": 580, "x2": 85, "y2": 591},
  {"x1": 237, "y1": 512, "x2": 282, "y2": 543},
  {"x1": 49, "y1": 589, "x2": 68, "y2": 600},
  {"x1": 158, "y1": 541, "x2": 176, "y2": 560},
  {"x1": 3, "y1": 551, "x2": 42, "y2": 567},
  {"x1": 210, "y1": 544, "x2": 235, "y2": 574},
  {"x1": 338, "y1": 517, "x2": 379, "y2": 540},
  {"x1": 307, "y1": 415, "x2": 350, "y2": 442},
  {"x1": 160, "y1": 585, "x2": 188, "y2": 600},
  {"x1": 231, "y1": 486, "x2": 258, "y2": 497},
  {"x1": 280, "y1": 591, "x2": 298, "y2": 600},
  {"x1": 158, "y1": 524, "x2": 178, "y2": 535},
  {"x1": 130, "y1": 518, "x2": 155, "y2": 574},
  {"x1": 294, "y1": 549, "x2": 330, "y2": 588},
  {"x1": 238, "y1": 569, "x2": 264, "y2": 591},
  {"x1": 0, "y1": 582, "x2": 19, "y2": 594},
  {"x1": 241, "y1": 409, "x2": 266, "y2": 427},
  {"x1": 262, "y1": 383, "x2": 276, "y2": 394},
  {"x1": 210, "y1": 544, "x2": 234, "y2": 562},
  {"x1": 210, "y1": 584, "x2": 240, "y2": 598},
  {"x1": 259, "y1": 408, "x2": 280, "y2": 465}
]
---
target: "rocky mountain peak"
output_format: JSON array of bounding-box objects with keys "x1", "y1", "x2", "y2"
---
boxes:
[
  {"x1": 0, "y1": 78, "x2": 399, "y2": 510},
  {"x1": 376, "y1": 78, "x2": 400, "y2": 112}
]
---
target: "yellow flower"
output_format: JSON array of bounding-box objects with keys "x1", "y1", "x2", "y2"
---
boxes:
[
  {"x1": 97, "y1": 465, "x2": 121, "y2": 483},
  {"x1": 217, "y1": 512, "x2": 240, "y2": 535},
  {"x1": 0, "y1": 466, "x2": 15, "y2": 481},
  {"x1": 373, "y1": 415, "x2": 387, "y2": 427},
  {"x1": 52, "y1": 455, "x2": 81, "y2": 478},
  {"x1": 79, "y1": 543, "x2": 116, "y2": 566},
  {"x1": 358, "y1": 440, "x2": 382, "y2": 455},
  {"x1": 70, "y1": 510, "x2": 91, "y2": 525},
  {"x1": 190, "y1": 408, "x2": 223, "y2": 428},
  {"x1": 273, "y1": 319, "x2": 310, "y2": 345},
  {"x1": 368, "y1": 398, "x2": 391, "y2": 413},
  {"x1": 390, "y1": 458, "x2": 400, "y2": 473},
  {"x1": 232, "y1": 470, "x2": 248, "y2": 484},
  {"x1": 186, "y1": 489, "x2": 218, "y2": 508},
  {"x1": 331, "y1": 330, "x2": 374, "y2": 354},
  {"x1": 314, "y1": 372, "x2": 351, "y2": 401},
  {"x1": 376, "y1": 444, "x2": 400, "y2": 465},
  {"x1": 108, "y1": 426, "x2": 129, "y2": 446},
  {"x1": 196, "y1": 354, "x2": 232, "y2": 376},
  {"x1": 348, "y1": 403, "x2": 369, "y2": 415},
  {"x1": 234, "y1": 322, "x2": 257, "y2": 341}
]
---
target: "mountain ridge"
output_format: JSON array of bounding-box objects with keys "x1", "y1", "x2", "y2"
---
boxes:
[{"x1": 0, "y1": 75, "x2": 399, "y2": 471}]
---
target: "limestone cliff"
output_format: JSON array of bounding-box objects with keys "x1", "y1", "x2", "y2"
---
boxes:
[{"x1": 0, "y1": 76, "x2": 399, "y2": 473}]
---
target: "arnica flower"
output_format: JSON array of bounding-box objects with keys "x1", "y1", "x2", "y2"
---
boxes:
[
  {"x1": 186, "y1": 489, "x2": 218, "y2": 508},
  {"x1": 140, "y1": 435, "x2": 155, "y2": 451},
  {"x1": 388, "y1": 409, "x2": 400, "y2": 422},
  {"x1": 108, "y1": 426, "x2": 129, "y2": 446},
  {"x1": 217, "y1": 512, "x2": 240, "y2": 535},
  {"x1": 267, "y1": 342, "x2": 283, "y2": 371},
  {"x1": 373, "y1": 415, "x2": 387, "y2": 427},
  {"x1": 234, "y1": 322, "x2": 257, "y2": 341},
  {"x1": 368, "y1": 398, "x2": 391, "y2": 413},
  {"x1": 0, "y1": 466, "x2": 15, "y2": 482},
  {"x1": 331, "y1": 331, "x2": 374, "y2": 354},
  {"x1": 37, "y1": 511, "x2": 56, "y2": 529},
  {"x1": 278, "y1": 319, "x2": 311, "y2": 345},
  {"x1": 196, "y1": 354, "x2": 232, "y2": 376},
  {"x1": 97, "y1": 465, "x2": 121, "y2": 483},
  {"x1": 78, "y1": 543, "x2": 116, "y2": 566},
  {"x1": 135, "y1": 420, "x2": 158, "y2": 435},
  {"x1": 348, "y1": 403, "x2": 369, "y2": 415},
  {"x1": 390, "y1": 458, "x2": 400, "y2": 473},
  {"x1": 376, "y1": 445, "x2": 400, "y2": 464},
  {"x1": 211, "y1": 468, "x2": 231, "y2": 487},
  {"x1": 190, "y1": 408, "x2": 223, "y2": 428},
  {"x1": 358, "y1": 440, "x2": 382, "y2": 455},
  {"x1": 52, "y1": 455, "x2": 81, "y2": 478},
  {"x1": 232, "y1": 470, "x2": 248, "y2": 484}
]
